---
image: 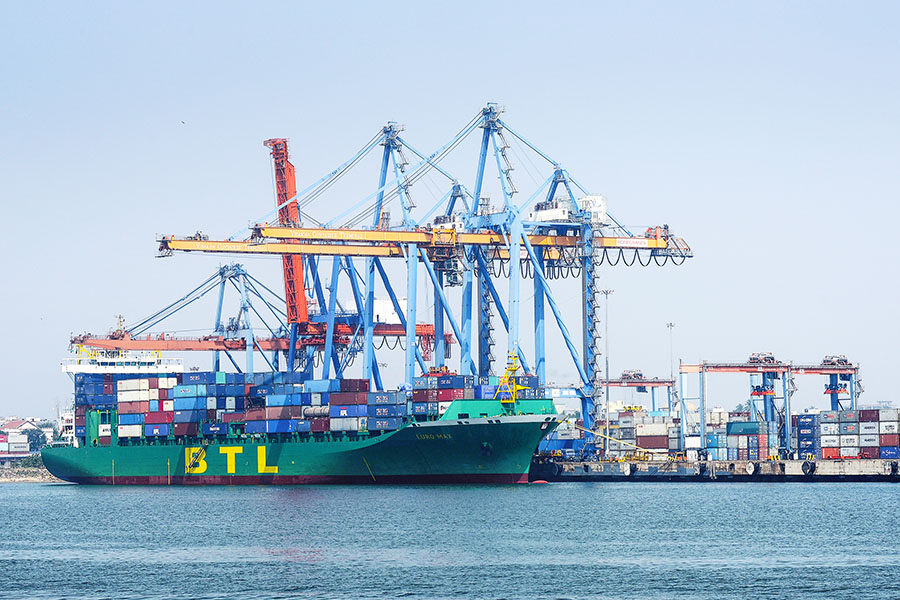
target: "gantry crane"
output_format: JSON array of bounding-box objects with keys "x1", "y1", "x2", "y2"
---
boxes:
[
  {"x1": 679, "y1": 354, "x2": 862, "y2": 455},
  {"x1": 82, "y1": 106, "x2": 693, "y2": 416}
]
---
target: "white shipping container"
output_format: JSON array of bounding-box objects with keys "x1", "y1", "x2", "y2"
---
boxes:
[
  {"x1": 118, "y1": 425, "x2": 142, "y2": 438},
  {"x1": 636, "y1": 423, "x2": 668, "y2": 436},
  {"x1": 727, "y1": 435, "x2": 739, "y2": 449},
  {"x1": 117, "y1": 379, "x2": 140, "y2": 392},
  {"x1": 8, "y1": 433, "x2": 27, "y2": 443},
  {"x1": 840, "y1": 446, "x2": 859, "y2": 457},
  {"x1": 820, "y1": 423, "x2": 839, "y2": 436},
  {"x1": 879, "y1": 409, "x2": 899, "y2": 421},
  {"x1": 438, "y1": 401, "x2": 452, "y2": 416},
  {"x1": 840, "y1": 435, "x2": 859, "y2": 447},
  {"x1": 684, "y1": 435, "x2": 702, "y2": 449},
  {"x1": 618, "y1": 416, "x2": 635, "y2": 426},
  {"x1": 225, "y1": 397, "x2": 236, "y2": 410},
  {"x1": 880, "y1": 421, "x2": 899, "y2": 434},
  {"x1": 163, "y1": 377, "x2": 176, "y2": 389},
  {"x1": 738, "y1": 436, "x2": 748, "y2": 449},
  {"x1": 668, "y1": 438, "x2": 681, "y2": 450},
  {"x1": 138, "y1": 390, "x2": 150, "y2": 402},
  {"x1": 329, "y1": 417, "x2": 358, "y2": 432},
  {"x1": 149, "y1": 388, "x2": 159, "y2": 401},
  {"x1": 0, "y1": 442, "x2": 8, "y2": 452},
  {"x1": 310, "y1": 393, "x2": 322, "y2": 406},
  {"x1": 668, "y1": 426, "x2": 680, "y2": 438},
  {"x1": 820, "y1": 435, "x2": 840, "y2": 448},
  {"x1": 139, "y1": 379, "x2": 150, "y2": 391},
  {"x1": 162, "y1": 400, "x2": 174, "y2": 412},
  {"x1": 8, "y1": 443, "x2": 29, "y2": 453},
  {"x1": 859, "y1": 422, "x2": 879, "y2": 435},
  {"x1": 206, "y1": 397, "x2": 217, "y2": 410},
  {"x1": 98, "y1": 424, "x2": 111, "y2": 437},
  {"x1": 860, "y1": 434, "x2": 880, "y2": 447},
  {"x1": 118, "y1": 390, "x2": 141, "y2": 403}
]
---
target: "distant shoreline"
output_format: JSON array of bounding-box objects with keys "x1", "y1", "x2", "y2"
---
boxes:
[{"x1": 0, "y1": 466, "x2": 63, "y2": 484}]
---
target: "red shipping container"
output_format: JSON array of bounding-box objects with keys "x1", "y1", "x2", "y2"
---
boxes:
[
  {"x1": 438, "y1": 388, "x2": 465, "y2": 402},
  {"x1": 158, "y1": 388, "x2": 168, "y2": 400},
  {"x1": 822, "y1": 447, "x2": 841, "y2": 459},
  {"x1": 859, "y1": 447, "x2": 880, "y2": 459},
  {"x1": 103, "y1": 383, "x2": 114, "y2": 395},
  {"x1": 0, "y1": 434, "x2": 7, "y2": 443},
  {"x1": 413, "y1": 389, "x2": 439, "y2": 402},
  {"x1": 339, "y1": 378, "x2": 370, "y2": 393},
  {"x1": 266, "y1": 406, "x2": 290, "y2": 420},
  {"x1": 310, "y1": 418, "x2": 330, "y2": 432},
  {"x1": 222, "y1": 411, "x2": 246, "y2": 423},
  {"x1": 140, "y1": 401, "x2": 150, "y2": 414},
  {"x1": 98, "y1": 436, "x2": 111, "y2": 446},
  {"x1": 118, "y1": 401, "x2": 143, "y2": 414},
  {"x1": 75, "y1": 415, "x2": 86, "y2": 427},
  {"x1": 859, "y1": 409, "x2": 880, "y2": 422},
  {"x1": 104, "y1": 373, "x2": 114, "y2": 383},
  {"x1": 791, "y1": 415, "x2": 799, "y2": 427},
  {"x1": 245, "y1": 384, "x2": 252, "y2": 396},
  {"x1": 758, "y1": 435, "x2": 768, "y2": 446},
  {"x1": 330, "y1": 392, "x2": 354, "y2": 405},
  {"x1": 144, "y1": 411, "x2": 174, "y2": 424},
  {"x1": 635, "y1": 435, "x2": 668, "y2": 449},
  {"x1": 173, "y1": 422, "x2": 199, "y2": 436},
  {"x1": 148, "y1": 378, "x2": 158, "y2": 390},
  {"x1": 206, "y1": 409, "x2": 217, "y2": 420},
  {"x1": 881, "y1": 434, "x2": 900, "y2": 447},
  {"x1": 75, "y1": 406, "x2": 86, "y2": 417},
  {"x1": 289, "y1": 406, "x2": 305, "y2": 419},
  {"x1": 737, "y1": 449, "x2": 749, "y2": 460},
  {"x1": 245, "y1": 408, "x2": 267, "y2": 421}
]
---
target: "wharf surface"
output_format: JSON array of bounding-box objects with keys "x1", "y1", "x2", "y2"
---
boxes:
[{"x1": 530, "y1": 458, "x2": 900, "y2": 482}]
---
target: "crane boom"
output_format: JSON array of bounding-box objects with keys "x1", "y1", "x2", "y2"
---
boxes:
[{"x1": 263, "y1": 139, "x2": 309, "y2": 324}]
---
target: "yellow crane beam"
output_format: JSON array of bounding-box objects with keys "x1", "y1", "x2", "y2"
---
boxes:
[{"x1": 253, "y1": 225, "x2": 582, "y2": 247}]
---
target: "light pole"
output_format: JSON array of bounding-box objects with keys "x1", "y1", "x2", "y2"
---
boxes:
[
  {"x1": 600, "y1": 289, "x2": 614, "y2": 456},
  {"x1": 667, "y1": 322, "x2": 675, "y2": 412}
]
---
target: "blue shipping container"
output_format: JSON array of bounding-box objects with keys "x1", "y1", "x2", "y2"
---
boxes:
[
  {"x1": 173, "y1": 410, "x2": 203, "y2": 423},
  {"x1": 119, "y1": 414, "x2": 144, "y2": 425},
  {"x1": 292, "y1": 419, "x2": 311, "y2": 433},
  {"x1": 173, "y1": 397, "x2": 203, "y2": 411},
  {"x1": 411, "y1": 402, "x2": 428, "y2": 415},
  {"x1": 266, "y1": 419, "x2": 293, "y2": 434},
  {"x1": 145, "y1": 424, "x2": 169, "y2": 437},
  {"x1": 75, "y1": 426, "x2": 86, "y2": 437},
  {"x1": 368, "y1": 417, "x2": 402, "y2": 431},
  {"x1": 367, "y1": 392, "x2": 397, "y2": 405},
  {"x1": 202, "y1": 423, "x2": 228, "y2": 436},
  {"x1": 173, "y1": 385, "x2": 198, "y2": 398},
  {"x1": 329, "y1": 405, "x2": 364, "y2": 418},
  {"x1": 245, "y1": 421, "x2": 266, "y2": 434},
  {"x1": 881, "y1": 447, "x2": 900, "y2": 459},
  {"x1": 367, "y1": 404, "x2": 407, "y2": 418}
]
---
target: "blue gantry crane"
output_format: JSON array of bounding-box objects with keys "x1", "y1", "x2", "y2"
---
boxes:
[{"x1": 121, "y1": 104, "x2": 691, "y2": 436}]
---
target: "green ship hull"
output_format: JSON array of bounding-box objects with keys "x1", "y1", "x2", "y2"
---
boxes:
[{"x1": 43, "y1": 414, "x2": 559, "y2": 484}]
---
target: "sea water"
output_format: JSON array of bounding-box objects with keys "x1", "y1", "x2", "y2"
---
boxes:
[{"x1": 2, "y1": 481, "x2": 900, "y2": 599}]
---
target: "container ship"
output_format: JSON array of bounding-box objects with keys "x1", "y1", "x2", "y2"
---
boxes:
[{"x1": 43, "y1": 356, "x2": 559, "y2": 484}]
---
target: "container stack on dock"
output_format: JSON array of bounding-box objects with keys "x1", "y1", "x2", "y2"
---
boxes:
[{"x1": 793, "y1": 409, "x2": 900, "y2": 460}]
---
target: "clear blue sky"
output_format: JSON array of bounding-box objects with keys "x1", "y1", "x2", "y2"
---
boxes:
[{"x1": 1, "y1": 2, "x2": 898, "y2": 418}]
